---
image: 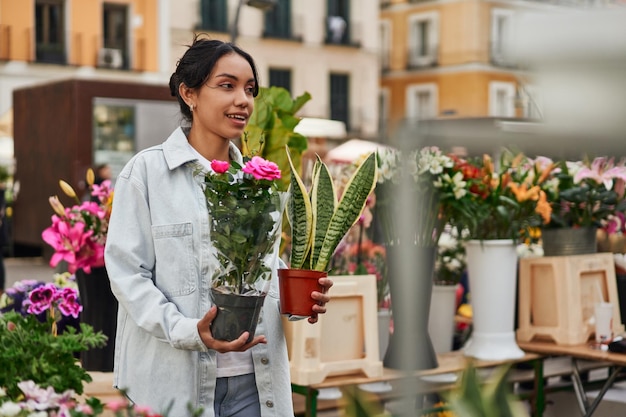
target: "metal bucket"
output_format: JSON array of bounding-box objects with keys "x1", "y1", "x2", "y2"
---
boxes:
[{"x1": 541, "y1": 227, "x2": 598, "y2": 257}]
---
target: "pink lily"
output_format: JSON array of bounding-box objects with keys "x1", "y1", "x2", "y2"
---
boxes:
[{"x1": 574, "y1": 157, "x2": 626, "y2": 190}]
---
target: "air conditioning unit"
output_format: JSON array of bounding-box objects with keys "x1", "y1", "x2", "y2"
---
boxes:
[{"x1": 97, "y1": 48, "x2": 123, "y2": 69}]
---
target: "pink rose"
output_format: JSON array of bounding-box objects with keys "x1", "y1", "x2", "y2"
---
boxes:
[
  {"x1": 211, "y1": 160, "x2": 230, "y2": 174},
  {"x1": 242, "y1": 156, "x2": 281, "y2": 180}
]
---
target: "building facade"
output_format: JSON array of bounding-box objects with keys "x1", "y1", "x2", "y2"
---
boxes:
[
  {"x1": 170, "y1": 0, "x2": 381, "y2": 138},
  {"x1": 0, "y1": 0, "x2": 166, "y2": 118},
  {"x1": 377, "y1": 0, "x2": 610, "y2": 140}
]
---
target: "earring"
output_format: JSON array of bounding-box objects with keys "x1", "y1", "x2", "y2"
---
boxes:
[{"x1": 189, "y1": 104, "x2": 194, "y2": 112}]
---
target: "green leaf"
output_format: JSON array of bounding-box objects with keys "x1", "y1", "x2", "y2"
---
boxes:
[
  {"x1": 286, "y1": 147, "x2": 313, "y2": 269},
  {"x1": 314, "y1": 152, "x2": 377, "y2": 271},
  {"x1": 310, "y1": 157, "x2": 337, "y2": 269}
]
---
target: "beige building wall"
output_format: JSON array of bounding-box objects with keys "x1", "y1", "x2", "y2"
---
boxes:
[{"x1": 170, "y1": 0, "x2": 380, "y2": 138}]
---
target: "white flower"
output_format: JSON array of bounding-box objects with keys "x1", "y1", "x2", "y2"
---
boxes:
[
  {"x1": 0, "y1": 388, "x2": 6, "y2": 397},
  {"x1": 27, "y1": 412, "x2": 48, "y2": 417},
  {"x1": 0, "y1": 401, "x2": 22, "y2": 417}
]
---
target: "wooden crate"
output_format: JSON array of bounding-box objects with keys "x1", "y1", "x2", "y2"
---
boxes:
[
  {"x1": 284, "y1": 274, "x2": 383, "y2": 386},
  {"x1": 517, "y1": 253, "x2": 624, "y2": 345}
]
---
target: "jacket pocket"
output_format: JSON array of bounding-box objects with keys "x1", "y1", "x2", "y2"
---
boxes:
[{"x1": 152, "y1": 222, "x2": 196, "y2": 297}]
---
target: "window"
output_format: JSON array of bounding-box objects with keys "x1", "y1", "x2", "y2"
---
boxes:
[
  {"x1": 519, "y1": 84, "x2": 543, "y2": 120},
  {"x1": 103, "y1": 3, "x2": 129, "y2": 69},
  {"x1": 264, "y1": 0, "x2": 292, "y2": 39},
  {"x1": 406, "y1": 83, "x2": 438, "y2": 120},
  {"x1": 326, "y1": 0, "x2": 350, "y2": 45},
  {"x1": 491, "y1": 9, "x2": 513, "y2": 66},
  {"x1": 408, "y1": 12, "x2": 438, "y2": 68},
  {"x1": 330, "y1": 73, "x2": 350, "y2": 131},
  {"x1": 35, "y1": 0, "x2": 66, "y2": 64},
  {"x1": 269, "y1": 68, "x2": 292, "y2": 92},
  {"x1": 380, "y1": 20, "x2": 391, "y2": 71},
  {"x1": 200, "y1": 0, "x2": 228, "y2": 32},
  {"x1": 489, "y1": 81, "x2": 515, "y2": 117}
]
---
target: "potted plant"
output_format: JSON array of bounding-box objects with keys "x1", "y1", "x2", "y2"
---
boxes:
[
  {"x1": 41, "y1": 169, "x2": 117, "y2": 372},
  {"x1": 0, "y1": 277, "x2": 106, "y2": 399},
  {"x1": 198, "y1": 156, "x2": 285, "y2": 342},
  {"x1": 280, "y1": 148, "x2": 378, "y2": 317},
  {"x1": 429, "y1": 226, "x2": 466, "y2": 353},
  {"x1": 440, "y1": 150, "x2": 553, "y2": 360},
  {"x1": 539, "y1": 156, "x2": 626, "y2": 256}
]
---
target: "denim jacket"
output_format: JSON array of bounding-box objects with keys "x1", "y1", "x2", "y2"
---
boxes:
[{"x1": 105, "y1": 127, "x2": 294, "y2": 417}]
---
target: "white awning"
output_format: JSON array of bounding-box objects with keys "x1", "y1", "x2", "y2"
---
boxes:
[
  {"x1": 294, "y1": 118, "x2": 347, "y2": 139},
  {"x1": 326, "y1": 139, "x2": 392, "y2": 164}
]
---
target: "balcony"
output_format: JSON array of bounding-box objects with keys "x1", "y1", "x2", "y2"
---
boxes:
[
  {"x1": 490, "y1": 41, "x2": 518, "y2": 68},
  {"x1": 406, "y1": 44, "x2": 439, "y2": 70}
]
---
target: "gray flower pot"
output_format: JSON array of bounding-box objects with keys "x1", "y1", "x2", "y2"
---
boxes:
[
  {"x1": 541, "y1": 227, "x2": 597, "y2": 257},
  {"x1": 210, "y1": 289, "x2": 266, "y2": 343}
]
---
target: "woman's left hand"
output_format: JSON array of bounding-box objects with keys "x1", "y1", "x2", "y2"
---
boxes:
[{"x1": 309, "y1": 277, "x2": 333, "y2": 324}]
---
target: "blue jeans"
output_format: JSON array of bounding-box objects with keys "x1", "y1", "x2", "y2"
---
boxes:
[{"x1": 214, "y1": 373, "x2": 261, "y2": 417}]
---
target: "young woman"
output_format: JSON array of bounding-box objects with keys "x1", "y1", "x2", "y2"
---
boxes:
[{"x1": 105, "y1": 35, "x2": 333, "y2": 417}]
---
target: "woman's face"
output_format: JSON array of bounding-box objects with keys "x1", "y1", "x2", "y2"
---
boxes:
[{"x1": 192, "y1": 53, "x2": 256, "y2": 142}]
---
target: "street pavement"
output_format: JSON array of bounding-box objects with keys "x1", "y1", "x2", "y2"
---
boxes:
[{"x1": 4, "y1": 256, "x2": 57, "y2": 289}]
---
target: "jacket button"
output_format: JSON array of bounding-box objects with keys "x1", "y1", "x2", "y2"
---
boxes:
[
  {"x1": 261, "y1": 357, "x2": 269, "y2": 365},
  {"x1": 265, "y1": 400, "x2": 274, "y2": 408}
]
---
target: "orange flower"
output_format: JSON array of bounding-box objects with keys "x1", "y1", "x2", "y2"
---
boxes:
[
  {"x1": 536, "y1": 162, "x2": 556, "y2": 185},
  {"x1": 535, "y1": 190, "x2": 552, "y2": 224},
  {"x1": 509, "y1": 182, "x2": 540, "y2": 202}
]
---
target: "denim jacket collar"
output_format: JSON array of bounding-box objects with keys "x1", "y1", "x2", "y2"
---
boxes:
[{"x1": 162, "y1": 127, "x2": 243, "y2": 171}]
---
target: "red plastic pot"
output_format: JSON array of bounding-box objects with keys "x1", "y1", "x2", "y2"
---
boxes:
[{"x1": 278, "y1": 268, "x2": 326, "y2": 316}]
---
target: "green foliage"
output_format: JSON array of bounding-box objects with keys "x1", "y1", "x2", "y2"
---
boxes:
[
  {"x1": 0, "y1": 311, "x2": 107, "y2": 399},
  {"x1": 286, "y1": 150, "x2": 378, "y2": 271},
  {"x1": 242, "y1": 86, "x2": 311, "y2": 192},
  {"x1": 447, "y1": 362, "x2": 529, "y2": 417},
  {"x1": 200, "y1": 160, "x2": 283, "y2": 294}
]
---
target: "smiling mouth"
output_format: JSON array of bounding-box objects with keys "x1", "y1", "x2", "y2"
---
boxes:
[{"x1": 227, "y1": 114, "x2": 246, "y2": 121}]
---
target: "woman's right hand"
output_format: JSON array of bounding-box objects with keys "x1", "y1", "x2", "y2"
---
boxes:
[{"x1": 197, "y1": 306, "x2": 267, "y2": 352}]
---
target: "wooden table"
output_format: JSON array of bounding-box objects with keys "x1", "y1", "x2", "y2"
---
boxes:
[
  {"x1": 291, "y1": 350, "x2": 544, "y2": 417},
  {"x1": 519, "y1": 340, "x2": 626, "y2": 417}
]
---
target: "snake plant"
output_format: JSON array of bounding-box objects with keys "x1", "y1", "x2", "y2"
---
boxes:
[{"x1": 285, "y1": 148, "x2": 378, "y2": 272}]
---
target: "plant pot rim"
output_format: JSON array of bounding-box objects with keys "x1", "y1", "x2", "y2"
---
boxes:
[{"x1": 466, "y1": 239, "x2": 515, "y2": 246}]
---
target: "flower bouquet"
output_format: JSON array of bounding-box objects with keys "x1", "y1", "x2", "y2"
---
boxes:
[
  {"x1": 441, "y1": 151, "x2": 553, "y2": 241},
  {"x1": 199, "y1": 156, "x2": 284, "y2": 341},
  {"x1": 536, "y1": 156, "x2": 626, "y2": 256},
  {"x1": 438, "y1": 150, "x2": 553, "y2": 360},
  {"x1": 42, "y1": 169, "x2": 113, "y2": 274}
]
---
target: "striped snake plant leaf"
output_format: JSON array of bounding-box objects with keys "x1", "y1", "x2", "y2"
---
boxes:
[
  {"x1": 314, "y1": 152, "x2": 378, "y2": 271},
  {"x1": 285, "y1": 148, "x2": 313, "y2": 269},
  {"x1": 309, "y1": 156, "x2": 337, "y2": 269}
]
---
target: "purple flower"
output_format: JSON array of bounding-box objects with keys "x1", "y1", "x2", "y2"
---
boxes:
[
  {"x1": 57, "y1": 288, "x2": 82, "y2": 318},
  {"x1": 27, "y1": 284, "x2": 58, "y2": 315}
]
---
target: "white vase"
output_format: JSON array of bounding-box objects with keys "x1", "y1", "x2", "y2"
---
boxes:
[
  {"x1": 463, "y1": 239, "x2": 524, "y2": 360},
  {"x1": 377, "y1": 308, "x2": 391, "y2": 359},
  {"x1": 428, "y1": 284, "x2": 458, "y2": 353}
]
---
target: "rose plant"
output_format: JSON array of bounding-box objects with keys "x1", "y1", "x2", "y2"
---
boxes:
[
  {"x1": 42, "y1": 169, "x2": 113, "y2": 274},
  {"x1": 199, "y1": 156, "x2": 284, "y2": 295}
]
